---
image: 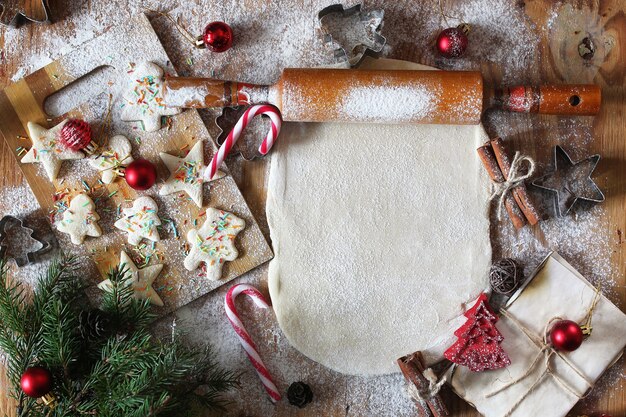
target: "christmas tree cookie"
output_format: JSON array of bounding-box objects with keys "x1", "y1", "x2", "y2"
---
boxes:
[
  {"x1": 21, "y1": 120, "x2": 84, "y2": 181},
  {"x1": 56, "y1": 194, "x2": 102, "y2": 244},
  {"x1": 184, "y1": 208, "x2": 245, "y2": 281},
  {"x1": 159, "y1": 140, "x2": 205, "y2": 207},
  {"x1": 120, "y1": 61, "x2": 181, "y2": 132},
  {"x1": 114, "y1": 196, "x2": 161, "y2": 245},
  {"x1": 90, "y1": 135, "x2": 134, "y2": 184},
  {"x1": 98, "y1": 250, "x2": 164, "y2": 307}
]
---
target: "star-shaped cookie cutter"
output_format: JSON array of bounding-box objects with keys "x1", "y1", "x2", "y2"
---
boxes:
[
  {"x1": 318, "y1": 3, "x2": 386, "y2": 68},
  {"x1": 531, "y1": 145, "x2": 605, "y2": 217},
  {"x1": 0, "y1": 215, "x2": 56, "y2": 266}
]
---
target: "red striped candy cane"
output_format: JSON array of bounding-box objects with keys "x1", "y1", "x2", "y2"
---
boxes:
[
  {"x1": 205, "y1": 104, "x2": 282, "y2": 181},
  {"x1": 225, "y1": 284, "x2": 281, "y2": 402}
]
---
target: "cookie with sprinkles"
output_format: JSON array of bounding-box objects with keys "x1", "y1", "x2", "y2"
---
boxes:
[
  {"x1": 56, "y1": 193, "x2": 102, "y2": 245},
  {"x1": 21, "y1": 120, "x2": 85, "y2": 181},
  {"x1": 184, "y1": 208, "x2": 245, "y2": 281},
  {"x1": 114, "y1": 196, "x2": 161, "y2": 245},
  {"x1": 89, "y1": 135, "x2": 134, "y2": 184},
  {"x1": 120, "y1": 61, "x2": 181, "y2": 132},
  {"x1": 159, "y1": 140, "x2": 205, "y2": 207},
  {"x1": 98, "y1": 250, "x2": 164, "y2": 307}
]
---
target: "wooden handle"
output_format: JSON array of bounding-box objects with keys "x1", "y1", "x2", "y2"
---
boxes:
[
  {"x1": 494, "y1": 84, "x2": 601, "y2": 115},
  {"x1": 163, "y1": 76, "x2": 270, "y2": 108}
]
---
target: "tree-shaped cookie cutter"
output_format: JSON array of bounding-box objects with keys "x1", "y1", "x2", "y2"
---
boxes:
[
  {"x1": 0, "y1": 0, "x2": 49, "y2": 27},
  {"x1": 0, "y1": 215, "x2": 56, "y2": 266},
  {"x1": 318, "y1": 3, "x2": 386, "y2": 68}
]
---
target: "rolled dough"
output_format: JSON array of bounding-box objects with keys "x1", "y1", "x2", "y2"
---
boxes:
[{"x1": 267, "y1": 58, "x2": 491, "y2": 375}]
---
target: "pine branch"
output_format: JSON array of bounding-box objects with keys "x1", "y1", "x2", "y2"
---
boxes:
[
  {"x1": 100, "y1": 265, "x2": 155, "y2": 331},
  {"x1": 0, "y1": 258, "x2": 29, "y2": 337}
]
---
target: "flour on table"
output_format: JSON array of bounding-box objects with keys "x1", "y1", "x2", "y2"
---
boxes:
[{"x1": 267, "y1": 59, "x2": 491, "y2": 376}]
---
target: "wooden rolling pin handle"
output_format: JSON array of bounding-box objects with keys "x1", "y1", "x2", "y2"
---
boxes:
[
  {"x1": 163, "y1": 76, "x2": 270, "y2": 108},
  {"x1": 494, "y1": 84, "x2": 601, "y2": 115}
]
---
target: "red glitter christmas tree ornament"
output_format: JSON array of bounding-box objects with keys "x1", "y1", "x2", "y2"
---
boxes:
[
  {"x1": 60, "y1": 119, "x2": 99, "y2": 154},
  {"x1": 436, "y1": 24, "x2": 470, "y2": 58},
  {"x1": 444, "y1": 293, "x2": 511, "y2": 372}
]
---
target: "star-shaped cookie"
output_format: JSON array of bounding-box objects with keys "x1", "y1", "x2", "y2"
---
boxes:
[
  {"x1": 98, "y1": 250, "x2": 164, "y2": 307},
  {"x1": 21, "y1": 120, "x2": 84, "y2": 181},
  {"x1": 56, "y1": 194, "x2": 102, "y2": 245},
  {"x1": 90, "y1": 135, "x2": 134, "y2": 184},
  {"x1": 183, "y1": 208, "x2": 245, "y2": 281},
  {"x1": 159, "y1": 140, "x2": 205, "y2": 207},
  {"x1": 120, "y1": 61, "x2": 181, "y2": 132},
  {"x1": 114, "y1": 196, "x2": 161, "y2": 245}
]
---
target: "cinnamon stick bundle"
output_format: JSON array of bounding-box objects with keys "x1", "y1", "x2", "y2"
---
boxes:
[
  {"x1": 477, "y1": 144, "x2": 527, "y2": 229},
  {"x1": 397, "y1": 352, "x2": 449, "y2": 417},
  {"x1": 490, "y1": 137, "x2": 540, "y2": 225},
  {"x1": 477, "y1": 138, "x2": 539, "y2": 228}
]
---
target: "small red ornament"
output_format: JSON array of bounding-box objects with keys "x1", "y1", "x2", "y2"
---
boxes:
[
  {"x1": 436, "y1": 24, "x2": 470, "y2": 58},
  {"x1": 550, "y1": 319, "x2": 584, "y2": 351},
  {"x1": 124, "y1": 159, "x2": 157, "y2": 190},
  {"x1": 201, "y1": 21, "x2": 233, "y2": 52},
  {"x1": 20, "y1": 366, "x2": 53, "y2": 398},
  {"x1": 60, "y1": 119, "x2": 98, "y2": 154},
  {"x1": 444, "y1": 293, "x2": 511, "y2": 372}
]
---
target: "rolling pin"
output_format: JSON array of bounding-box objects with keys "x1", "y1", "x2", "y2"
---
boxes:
[{"x1": 163, "y1": 69, "x2": 601, "y2": 124}]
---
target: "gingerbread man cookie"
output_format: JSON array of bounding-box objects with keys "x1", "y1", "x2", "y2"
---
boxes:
[
  {"x1": 98, "y1": 250, "x2": 164, "y2": 307},
  {"x1": 183, "y1": 208, "x2": 245, "y2": 281},
  {"x1": 21, "y1": 120, "x2": 84, "y2": 181},
  {"x1": 56, "y1": 194, "x2": 102, "y2": 244},
  {"x1": 90, "y1": 135, "x2": 134, "y2": 184},
  {"x1": 120, "y1": 61, "x2": 181, "y2": 132},
  {"x1": 114, "y1": 196, "x2": 161, "y2": 245}
]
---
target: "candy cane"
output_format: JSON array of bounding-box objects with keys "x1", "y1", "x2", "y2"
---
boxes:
[
  {"x1": 205, "y1": 104, "x2": 282, "y2": 181},
  {"x1": 225, "y1": 284, "x2": 281, "y2": 402}
]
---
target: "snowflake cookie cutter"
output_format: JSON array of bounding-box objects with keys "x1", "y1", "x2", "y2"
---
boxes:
[
  {"x1": 318, "y1": 3, "x2": 386, "y2": 68},
  {"x1": 531, "y1": 145, "x2": 605, "y2": 217},
  {"x1": 0, "y1": 215, "x2": 56, "y2": 266}
]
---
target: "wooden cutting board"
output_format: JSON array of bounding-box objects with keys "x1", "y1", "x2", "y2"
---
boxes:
[{"x1": 0, "y1": 13, "x2": 273, "y2": 315}]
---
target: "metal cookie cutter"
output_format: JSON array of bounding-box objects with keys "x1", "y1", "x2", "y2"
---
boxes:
[
  {"x1": 0, "y1": 215, "x2": 56, "y2": 266},
  {"x1": 531, "y1": 145, "x2": 605, "y2": 217},
  {"x1": 318, "y1": 3, "x2": 386, "y2": 68},
  {"x1": 215, "y1": 107, "x2": 271, "y2": 161}
]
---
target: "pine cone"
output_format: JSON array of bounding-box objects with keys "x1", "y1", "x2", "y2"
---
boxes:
[
  {"x1": 287, "y1": 382, "x2": 313, "y2": 408},
  {"x1": 78, "y1": 309, "x2": 110, "y2": 341}
]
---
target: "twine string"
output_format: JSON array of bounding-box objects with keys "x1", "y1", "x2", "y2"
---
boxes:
[
  {"x1": 484, "y1": 308, "x2": 598, "y2": 417},
  {"x1": 407, "y1": 367, "x2": 449, "y2": 402},
  {"x1": 489, "y1": 152, "x2": 536, "y2": 220},
  {"x1": 146, "y1": 9, "x2": 199, "y2": 46}
]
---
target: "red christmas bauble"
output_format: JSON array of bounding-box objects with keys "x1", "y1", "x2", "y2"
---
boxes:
[
  {"x1": 436, "y1": 25, "x2": 469, "y2": 58},
  {"x1": 202, "y1": 21, "x2": 233, "y2": 52},
  {"x1": 20, "y1": 366, "x2": 53, "y2": 398},
  {"x1": 125, "y1": 159, "x2": 157, "y2": 190},
  {"x1": 60, "y1": 119, "x2": 92, "y2": 151},
  {"x1": 550, "y1": 320, "x2": 584, "y2": 351}
]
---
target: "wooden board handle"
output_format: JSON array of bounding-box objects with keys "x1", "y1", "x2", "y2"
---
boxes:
[{"x1": 493, "y1": 85, "x2": 601, "y2": 115}]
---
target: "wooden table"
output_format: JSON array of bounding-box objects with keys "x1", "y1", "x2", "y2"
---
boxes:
[{"x1": 0, "y1": 1, "x2": 624, "y2": 416}]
